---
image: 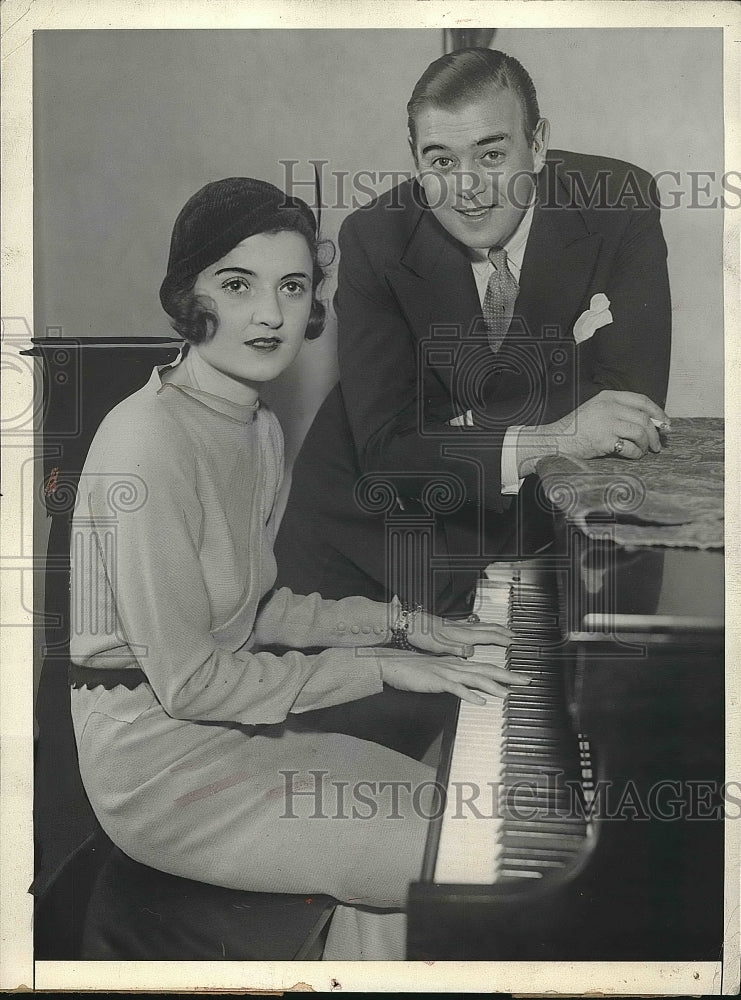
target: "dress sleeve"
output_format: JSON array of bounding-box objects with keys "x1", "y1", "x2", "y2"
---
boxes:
[
  {"x1": 254, "y1": 406, "x2": 397, "y2": 649},
  {"x1": 253, "y1": 587, "x2": 395, "y2": 649},
  {"x1": 73, "y1": 411, "x2": 384, "y2": 725}
]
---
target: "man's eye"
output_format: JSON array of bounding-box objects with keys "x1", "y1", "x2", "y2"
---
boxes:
[
  {"x1": 432, "y1": 157, "x2": 454, "y2": 170},
  {"x1": 482, "y1": 150, "x2": 504, "y2": 163}
]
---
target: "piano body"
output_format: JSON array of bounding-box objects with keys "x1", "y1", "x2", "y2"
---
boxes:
[{"x1": 408, "y1": 511, "x2": 725, "y2": 960}]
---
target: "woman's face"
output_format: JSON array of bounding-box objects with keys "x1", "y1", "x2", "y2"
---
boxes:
[{"x1": 191, "y1": 230, "x2": 314, "y2": 387}]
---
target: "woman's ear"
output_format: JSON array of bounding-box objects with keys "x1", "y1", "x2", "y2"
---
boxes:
[{"x1": 304, "y1": 298, "x2": 326, "y2": 340}]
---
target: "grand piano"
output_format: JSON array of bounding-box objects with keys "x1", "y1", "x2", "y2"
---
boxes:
[{"x1": 408, "y1": 421, "x2": 725, "y2": 960}]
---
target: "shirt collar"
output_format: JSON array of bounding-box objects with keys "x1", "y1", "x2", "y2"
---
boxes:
[{"x1": 469, "y1": 199, "x2": 536, "y2": 272}]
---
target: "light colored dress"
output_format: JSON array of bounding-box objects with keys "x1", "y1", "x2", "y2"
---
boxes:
[{"x1": 70, "y1": 357, "x2": 434, "y2": 913}]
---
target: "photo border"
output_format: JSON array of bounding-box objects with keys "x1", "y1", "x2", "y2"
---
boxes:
[{"x1": 2, "y1": 1, "x2": 739, "y2": 993}]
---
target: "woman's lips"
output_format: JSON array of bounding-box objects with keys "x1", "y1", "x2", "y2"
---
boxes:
[{"x1": 244, "y1": 337, "x2": 281, "y2": 352}]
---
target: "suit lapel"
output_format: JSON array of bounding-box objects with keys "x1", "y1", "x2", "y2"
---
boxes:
[
  {"x1": 516, "y1": 168, "x2": 603, "y2": 342},
  {"x1": 387, "y1": 202, "x2": 483, "y2": 402},
  {"x1": 391, "y1": 205, "x2": 482, "y2": 340}
]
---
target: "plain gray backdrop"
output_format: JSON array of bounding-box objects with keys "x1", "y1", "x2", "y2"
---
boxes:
[{"x1": 34, "y1": 27, "x2": 725, "y2": 474}]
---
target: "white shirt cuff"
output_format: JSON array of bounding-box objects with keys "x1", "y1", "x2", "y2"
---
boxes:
[
  {"x1": 448, "y1": 413, "x2": 524, "y2": 494},
  {"x1": 501, "y1": 425, "x2": 525, "y2": 495}
]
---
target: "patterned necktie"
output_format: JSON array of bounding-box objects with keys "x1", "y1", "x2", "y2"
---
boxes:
[{"x1": 483, "y1": 246, "x2": 519, "y2": 354}]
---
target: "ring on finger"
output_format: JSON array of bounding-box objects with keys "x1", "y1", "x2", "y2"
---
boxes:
[{"x1": 612, "y1": 437, "x2": 625, "y2": 455}]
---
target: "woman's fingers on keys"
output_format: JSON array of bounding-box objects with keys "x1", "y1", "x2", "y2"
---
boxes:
[
  {"x1": 448, "y1": 661, "x2": 532, "y2": 685},
  {"x1": 457, "y1": 671, "x2": 527, "y2": 698},
  {"x1": 411, "y1": 634, "x2": 475, "y2": 658},
  {"x1": 449, "y1": 682, "x2": 509, "y2": 704},
  {"x1": 432, "y1": 633, "x2": 477, "y2": 656},
  {"x1": 435, "y1": 624, "x2": 513, "y2": 651},
  {"x1": 442, "y1": 621, "x2": 513, "y2": 640}
]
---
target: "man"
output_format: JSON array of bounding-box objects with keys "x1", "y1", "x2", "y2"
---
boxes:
[{"x1": 276, "y1": 47, "x2": 671, "y2": 618}]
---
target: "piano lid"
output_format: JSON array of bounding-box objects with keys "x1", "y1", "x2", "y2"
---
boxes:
[{"x1": 563, "y1": 539, "x2": 724, "y2": 638}]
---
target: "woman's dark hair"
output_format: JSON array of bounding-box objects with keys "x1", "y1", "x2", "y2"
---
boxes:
[
  {"x1": 407, "y1": 48, "x2": 541, "y2": 148},
  {"x1": 166, "y1": 207, "x2": 333, "y2": 345}
]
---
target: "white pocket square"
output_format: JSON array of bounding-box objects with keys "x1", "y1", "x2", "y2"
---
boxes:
[
  {"x1": 573, "y1": 293, "x2": 613, "y2": 344},
  {"x1": 449, "y1": 409, "x2": 474, "y2": 427}
]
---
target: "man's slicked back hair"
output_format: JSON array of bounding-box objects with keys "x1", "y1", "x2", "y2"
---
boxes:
[{"x1": 407, "y1": 47, "x2": 540, "y2": 148}]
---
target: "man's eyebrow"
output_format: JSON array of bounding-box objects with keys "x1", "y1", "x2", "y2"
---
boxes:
[
  {"x1": 476, "y1": 133, "x2": 510, "y2": 145},
  {"x1": 420, "y1": 133, "x2": 511, "y2": 157}
]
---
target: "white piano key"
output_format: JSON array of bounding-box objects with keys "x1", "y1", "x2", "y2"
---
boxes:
[{"x1": 434, "y1": 696, "x2": 504, "y2": 883}]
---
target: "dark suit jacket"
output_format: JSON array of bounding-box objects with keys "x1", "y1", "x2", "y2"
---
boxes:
[{"x1": 276, "y1": 150, "x2": 671, "y2": 613}]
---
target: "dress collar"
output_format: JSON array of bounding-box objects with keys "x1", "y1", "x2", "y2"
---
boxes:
[{"x1": 155, "y1": 348, "x2": 260, "y2": 424}]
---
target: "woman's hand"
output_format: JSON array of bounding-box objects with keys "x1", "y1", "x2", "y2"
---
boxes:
[
  {"x1": 378, "y1": 651, "x2": 530, "y2": 705},
  {"x1": 404, "y1": 612, "x2": 513, "y2": 659}
]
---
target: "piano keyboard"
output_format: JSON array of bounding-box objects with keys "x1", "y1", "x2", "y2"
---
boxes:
[{"x1": 434, "y1": 563, "x2": 592, "y2": 885}]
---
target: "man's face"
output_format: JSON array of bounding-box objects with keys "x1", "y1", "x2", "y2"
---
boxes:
[{"x1": 410, "y1": 86, "x2": 549, "y2": 251}]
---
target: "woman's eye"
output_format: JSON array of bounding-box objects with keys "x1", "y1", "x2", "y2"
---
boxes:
[
  {"x1": 222, "y1": 277, "x2": 249, "y2": 294},
  {"x1": 281, "y1": 280, "x2": 307, "y2": 297}
]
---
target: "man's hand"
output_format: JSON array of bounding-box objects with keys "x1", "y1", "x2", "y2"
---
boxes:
[
  {"x1": 378, "y1": 651, "x2": 531, "y2": 705},
  {"x1": 516, "y1": 390, "x2": 670, "y2": 476}
]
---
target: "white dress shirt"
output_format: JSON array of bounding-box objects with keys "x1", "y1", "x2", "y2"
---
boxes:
[{"x1": 465, "y1": 201, "x2": 536, "y2": 494}]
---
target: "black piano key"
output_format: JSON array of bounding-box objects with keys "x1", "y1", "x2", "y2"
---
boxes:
[
  {"x1": 501, "y1": 854, "x2": 571, "y2": 868},
  {"x1": 503, "y1": 831, "x2": 585, "y2": 847},
  {"x1": 501, "y1": 845, "x2": 576, "y2": 859},
  {"x1": 505, "y1": 695, "x2": 558, "y2": 704},
  {"x1": 503, "y1": 733, "x2": 565, "y2": 744},
  {"x1": 505, "y1": 703, "x2": 559, "y2": 712},
  {"x1": 503, "y1": 738, "x2": 566, "y2": 750},
  {"x1": 504, "y1": 751, "x2": 561, "y2": 764},
  {"x1": 504, "y1": 815, "x2": 586, "y2": 831},
  {"x1": 501, "y1": 798, "x2": 575, "y2": 815},
  {"x1": 505, "y1": 706, "x2": 560, "y2": 715}
]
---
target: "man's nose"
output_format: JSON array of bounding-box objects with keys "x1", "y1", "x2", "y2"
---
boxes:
[
  {"x1": 252, "y1": 290, "x2": 283, "y2": 329},
  {"x1": 456, "y1": 166, "x2": 488, "y2": 201}
]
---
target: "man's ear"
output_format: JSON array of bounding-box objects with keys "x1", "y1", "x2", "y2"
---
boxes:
[
  {"x1": 531, "y1": 118, "x2": 550, "y2": 174},
  {"x1": 408, "y1": 133, "x2": 421, "y2": 179}
]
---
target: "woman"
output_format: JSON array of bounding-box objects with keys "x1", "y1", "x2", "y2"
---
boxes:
[{"x1": 69, "y1": 177, "x2": 527, "y2": 959}]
